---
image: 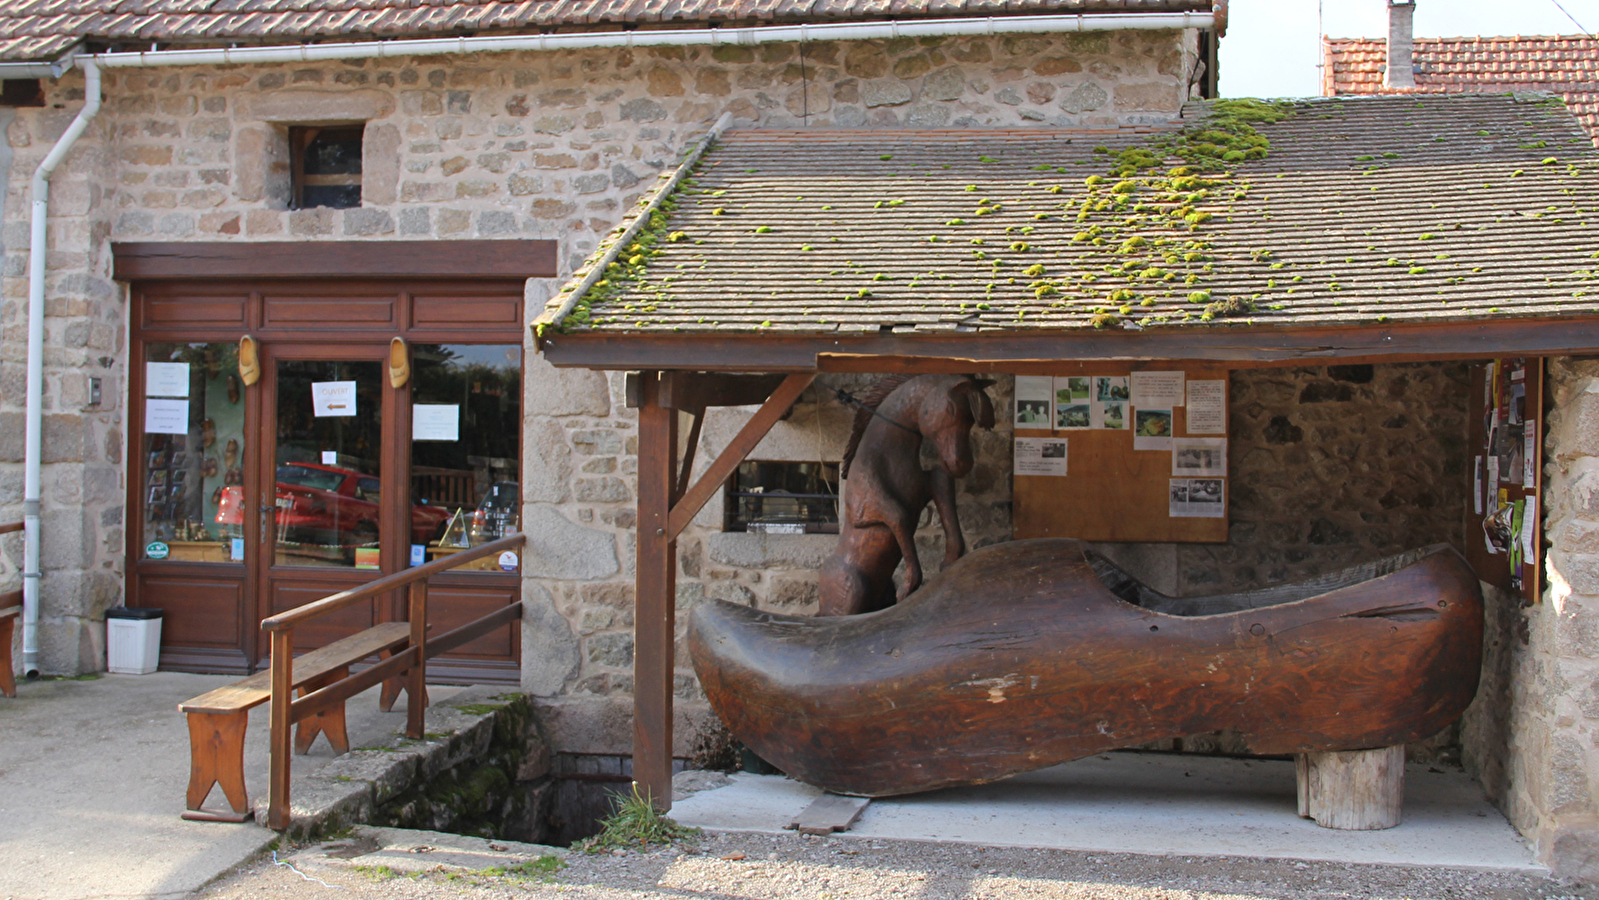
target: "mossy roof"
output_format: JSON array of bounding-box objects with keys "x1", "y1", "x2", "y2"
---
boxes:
[{"x1": 538, "y1": 92, "x2": 1599, "y2": 339}]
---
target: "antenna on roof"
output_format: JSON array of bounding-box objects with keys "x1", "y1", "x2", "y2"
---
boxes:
[{"x1": 1548, "y1": 0, "x2": 1597, "y2": 38}]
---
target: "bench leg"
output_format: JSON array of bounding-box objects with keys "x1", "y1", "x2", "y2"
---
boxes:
[
  {"x1": 0, "y1": 615, "x2": 15, "y2": 699},
  {"x1": 294, "y1": 667, "x2": 350, "y2": 755},
  {"x1": 378, "y1": 646, "x2": 428, "y2": 713},
  {"x1": 181, "y1": 710, "x2": 253, "y2": 823},
  {"x1": 1295, "y1": 746, "x2": 1405, "y2": 830}
]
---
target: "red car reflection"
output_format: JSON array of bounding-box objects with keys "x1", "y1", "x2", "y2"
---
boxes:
[{"x1": 217, "y1": 463, "x2": 453, "y2": 548}]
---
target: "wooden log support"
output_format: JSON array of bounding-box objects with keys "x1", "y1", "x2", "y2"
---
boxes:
[
  {"x1": 406, "y1": 581, "x2": 428, "y2": 741},
  {"x1": 635, "y1": 371, "x2": 679, "y2": 812},
  {"x1": 266, "y1": 628, "x2": 293, "y2": 831},
  {"x1": 1296, "y1": 746, "x2": 1405, "y2": 830}
]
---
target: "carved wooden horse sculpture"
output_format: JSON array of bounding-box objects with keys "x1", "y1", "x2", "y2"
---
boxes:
[{"x1": 818, "y1": 375, "x2": 994, "y2": 616}]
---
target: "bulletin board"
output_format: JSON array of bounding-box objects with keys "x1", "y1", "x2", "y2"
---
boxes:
[
  {"x1": 1465, "y1": 358, "x2": 1543, "y2": 604},
  {"x1": 1013, "y1": 363, "x2": 1230, "y2": 544}
]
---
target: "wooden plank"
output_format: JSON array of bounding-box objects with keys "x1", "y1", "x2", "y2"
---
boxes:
[
  {"x1": 0, "y1": 590, "x2": 22, "y2": 613},
  {"x1": 635, "y1": 371, "x2": 678, "y2": 812},
  {"x1": 407, "y1": 581, "x2": 428, "y2": 741},
  {"x1": 267, "y1": 628, "x2": 293, "y2": 831},
  {"x1": 659, "y1": 373, "x2": 789, "y2": 410},
  {"x1": 539, "y1": 316, "x2": 1599, "y2": 372},
  {"x1": 112, "y1": 241, "x2": 558, "y2": 281},
  {"x1": 789, "y1": 794, "x2": 870, "y2": 835},
  {"x1": 180, "y1": 622, "x2": 414, "y2": 713},
  {"x1": 0, "y1": 521, "x2": 24, "y2": 535},
  {"x1": 425, "y1": 602, "x2": 523, "y2": 659},
  {"x1": 665, "y1": 373, "x2": 816, "y2": 541},
  {"x1": 289, "y1": 645, "x2": 419, "y2": 724},
  {"x1": 1013, "y1": 364, "x2": 1229, "y2": 544}
]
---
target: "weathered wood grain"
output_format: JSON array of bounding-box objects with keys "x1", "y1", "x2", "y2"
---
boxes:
[{"x1": 690, "y1": 538, "x2": 1483, "y2": 798}]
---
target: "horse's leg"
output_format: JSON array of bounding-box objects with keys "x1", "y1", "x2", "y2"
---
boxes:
[
  {"x1": 884, "y1": 508, "x2": 923, "y2": 602},
  {"x1": 929, "y1": 467, "x2": 965, "y2": 566},
  {"x1": 820, "y1": 526, "x2": 900, "y2": 616}
]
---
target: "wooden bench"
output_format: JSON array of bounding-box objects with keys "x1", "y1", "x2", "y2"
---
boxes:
[
  {"x1": 0, "y1": 589, "x2": 20, "y2": 699},
  {"x1": 178, "y1": 622, "x2": 421, "y2": 822}
]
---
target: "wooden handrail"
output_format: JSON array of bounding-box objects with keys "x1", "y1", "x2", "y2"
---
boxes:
[
  {"x1": 261, "y1": 533, "x2": 526, "y2": 632},
  {"x1": 0, "y1": 521, "x2": 22, "y2": 535}
]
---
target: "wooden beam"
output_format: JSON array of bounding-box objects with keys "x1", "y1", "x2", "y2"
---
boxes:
[
  {"x1": 665, "y1": 373, "x2": 815, "y2": 541},
  {"x1": 659, "y1": 373, "x2": 789, "y2": 410},
  {"x1": 539, "y1": 316, "x2": 1599, "y2": 372},
  {"x1": 112, "y1": 240, "x2": 558, "y2": 281},
  {"x1": 634, "y1": 371, "x2": 678, "y2": 812}
]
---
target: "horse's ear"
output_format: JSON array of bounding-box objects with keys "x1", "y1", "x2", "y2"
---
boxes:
[
  {"x1": 971, "y1": 378, "x2": 996, "y2": 390},
  {"x1": 963, "y1": 380, "x2": 996, "y2": 429}
]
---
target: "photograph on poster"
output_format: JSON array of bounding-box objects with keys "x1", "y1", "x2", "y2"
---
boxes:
[
  {"x1": 1096, "y1": 376, "x2": 1130, "y2": 402},
  {"x1": 1056, "y1": 404, "x2": 1091, "y2": 429},
  {"x1": 1059, "y1": 377, "x2": 1091, "y2": 401},
  {"x1": 1170, "y1": 478, "x2": 1225, "y2": 518},
  {"x1": 1133, "y1": 409, "x2": 1173, "y2": 450},
  {"x1": 1100, "y1": 401, "x2": 1127, "y2": 430}
]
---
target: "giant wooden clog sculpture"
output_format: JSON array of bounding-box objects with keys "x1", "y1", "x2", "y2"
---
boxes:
[{"x1": 689, "y1": 538, "x2": 1482, "y2": 798}]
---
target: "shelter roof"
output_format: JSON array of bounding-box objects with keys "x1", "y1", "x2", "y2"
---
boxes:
[
  {"x1": 0, "y1": 0, "x2": 1213, "y2": 62},
  {"x1": 1323, "y1": 35, "x2": 1599, "y2": 142},
  {"x1": 535, "y1": 93, "x2": 1599, "y2": 370}
]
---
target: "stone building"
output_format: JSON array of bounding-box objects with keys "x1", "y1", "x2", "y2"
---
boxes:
[{"x1": 4, "y1": 0, "x2": 1599, "y2": 879}]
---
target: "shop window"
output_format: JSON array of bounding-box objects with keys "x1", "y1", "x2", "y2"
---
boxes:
[
  {"x1": 724, "y1": 461, "x2": 840, "y2": 534},
  {"x1": 139, "y1": 342, "x2": 247, "y2": 563},
  {"x1": 408, "y1": 344, "x2": 523, "y2": 572},
  {"x1": 290, "y1": 124, "x2": 363, "y2": 209}
]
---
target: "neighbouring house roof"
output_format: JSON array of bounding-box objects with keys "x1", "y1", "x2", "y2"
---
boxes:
[
  {"x1": 1323, "y1": 35, "x2": 1599, "y2": 142},
  {"x1": 0, "y1": 0, "x2": 1215, "y2": 62},
  {"x1": 535, "y1": 93, "x2": 1599, "y2": 371}
]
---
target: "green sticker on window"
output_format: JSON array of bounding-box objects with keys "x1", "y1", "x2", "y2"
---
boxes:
[{"x1": 145, "y1": 541, "x2": 169, "y2": 560}]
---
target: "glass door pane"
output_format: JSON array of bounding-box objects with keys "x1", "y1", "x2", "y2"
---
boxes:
[
  {"x1": 409, "y1": 344, "x2": 522, "y2": 572},
  {"x1": 271, "y1": 360, "x2": 385, "y2": 568}
]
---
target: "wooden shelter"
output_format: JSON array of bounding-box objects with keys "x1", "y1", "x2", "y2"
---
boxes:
[{"x1": 534, "y1": 92, "x2": 1599, "y2": 808}]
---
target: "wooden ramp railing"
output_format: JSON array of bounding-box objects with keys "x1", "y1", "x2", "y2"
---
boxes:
[
  {"x1": 1, "y1": 520, "x2": 23, "y2": 699},
  {"x1": 259, "y1": 532, "x2": 526, "y2": 830}
]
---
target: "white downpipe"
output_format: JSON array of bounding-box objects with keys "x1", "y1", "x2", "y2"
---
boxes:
[
  {"x1": 85, "y1": 12, "x2": 1213, "y2": 69},
  {"x1": 22, "y1": 59, "x2": 101, "y2": 675},
  {"x1": 11, "y1": 12, "x2": 1210, "y2": 674}
]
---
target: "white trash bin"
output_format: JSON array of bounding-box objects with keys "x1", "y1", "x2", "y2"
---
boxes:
[{"x1": 106, "y1": 607, "x2": 164, "y2": 675}]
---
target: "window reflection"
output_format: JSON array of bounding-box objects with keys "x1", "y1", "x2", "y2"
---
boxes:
[{"x1": 410, "y1": 344, "x2": 522, "y2": 572}]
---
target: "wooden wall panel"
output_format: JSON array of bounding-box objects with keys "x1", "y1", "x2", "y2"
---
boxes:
[
  {"x1": 1013, "y1": 363, "x2": 1229, "y2": 544},
  {"x1": 139, "y1": 293, "x2": 249, "y2": 330},
  {"x1": 268, "y1": 583, "x2": 376, "y2": 650},
  {"x1": 424, "y1": 580, "x2": 520, "y2": 660},
  {"x1": 144, "y1": 574, "x2": 243, "y2": 649},
  {"x1": 262, "y1": 295, "x2": 397, "y2": 329},
  {"x1": 411, "y1": 293, "x2": 522, "y2": 331}
]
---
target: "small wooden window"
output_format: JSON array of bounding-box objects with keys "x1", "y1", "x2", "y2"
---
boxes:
[
  {"x1": 724, "y1": 461, "x2": 840, "y2": 534},
  {"x1": 290, "y1": 125, "x2": 364, "y2": 209}
]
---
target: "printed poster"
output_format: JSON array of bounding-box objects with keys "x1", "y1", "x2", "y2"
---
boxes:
[
  {"x1": 1132, "y1": 371, "x2": 1185, "y2": 408},
  {"x1": 413, "y1": 404, "x2": 461, "y2": 442},
  {"x1": 312, "y1": 381, "x2": 358, "y2": 417},
  {"x1": 144, "y1": 398, "x2": 190, "y2": 435},
  {"x1": 1093, "y1": 376, "x2": 1129, "y2": 430},
  {"x1": 1185, "y1": 380, "x2": 1227, "y2": 434},
  {"x1": 1014, "y1": 376, "x2": 1053, "y2": 428},
  {"x1": 1172, "y1": 438, "x2": 1227, "y2": 477},
  {"x1": 1014, "y1": 437, "x2": 1068, "y2": 477},
  {"x1": 1169, "y1": 478, "x2": 1225, "y2": 518},
  {"x1": 1053, "y1": 376, "x2": 1091, "y2": 430}
]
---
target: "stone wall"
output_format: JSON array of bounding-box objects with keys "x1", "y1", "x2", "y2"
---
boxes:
[
  {"x1": 1462, "y1": 355, "x2": 1599, "y2": 877},
  {"x1": 0, "y1": 28, "x2": 1197, "y2": 675}
]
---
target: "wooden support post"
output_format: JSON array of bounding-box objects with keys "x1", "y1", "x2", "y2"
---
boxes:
[
  {"x1": 266, "y1": 628, "x2": 293, "y2": 831},
  {"x1": 406, "y1": 581, "x2": 428, "y2": 740},
  {"x1": 635, "y1": 371, "x2": 678, "y2": 812},
  {"x1": 1295, "y1": 746, "x2": 1405, "y2": 830}
]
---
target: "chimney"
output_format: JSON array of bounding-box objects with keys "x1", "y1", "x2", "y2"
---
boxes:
[{"x1": 1385, "y1": 0, "x2": 1416, "y2": 89}]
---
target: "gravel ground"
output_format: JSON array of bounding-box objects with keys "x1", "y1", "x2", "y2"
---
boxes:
[{"x1": 195, "y1": 830, "x2": 1598, "y2": 900}]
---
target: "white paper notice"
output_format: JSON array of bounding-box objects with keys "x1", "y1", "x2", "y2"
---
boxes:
[
  {"x1": 1014, "y1": 437, "x2": 1068, "y2": 477},
  {"x1": 413, "y1": 404, "x2": 461, "y2": 442},
  {"x1": 321, "y1": 451, "x2": 338, "y2": 465},
  {"x1": 1488, "y1": 456, "x2": 1500, "y2": 493},
  {"x1": 312, "y1": 381, "x2": 358, "y2": 417},
  {"x1": 1521, "y1": 496, "x2": 1538, "y2": 558},
  {"x1": 1014, "y1": 376, "x2": 1054, "y2": 428},
  {"x1": 1473, "y1": 455, "x2": 1484, "y2": 516},
  {"x1": 1185, "y1": 380, "x2": 1226, "y2": 434},
  {"x1": 1524, "y1": 429, "x2": 1537, "y2": 488},
  {"x1": 145, "y1": 362, "x2": 191, "y2": 398},
  {"x1": 1169, "y1": 478, "x2": 1225, "y2": 518},
  {"x1": 1132, "y1": 371, "x2": 1185, "y2": 408},
  {"x1": 1172, "y1": 437, "x2": 1227, "y2": 477},
  {"x1": 144, "y1": 398, "x2": 189, "y2": 434},
  {"x1": 1132, "y1": 408, "x2": 1174, "y2": 451}
]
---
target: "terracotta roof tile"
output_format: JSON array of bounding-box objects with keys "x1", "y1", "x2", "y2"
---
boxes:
[
  {"x1": 1325, "y1": 35, "x2": 1599, "y2": 143},
  {"x1": 544, "y1": 93, "x2": 1599, "y2": 338},
  {"x1": 0, "y1": 0, "x2": 1213, "y2": 60}
]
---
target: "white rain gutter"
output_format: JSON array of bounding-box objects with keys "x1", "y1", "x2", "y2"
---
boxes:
[
  {"x1": 83, "y1": 12, "x2": 1213, "y2": 68},
  {"x1": 23, "y1": 59, "x2": 100, "y2": 675},
  {"x1": 17, "y1": 10, "x2": 1211, "y2": 673}
]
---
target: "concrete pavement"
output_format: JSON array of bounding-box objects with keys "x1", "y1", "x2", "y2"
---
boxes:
[{"x1": 0, "y1": 671, "x2": 456, "y2": 900}]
